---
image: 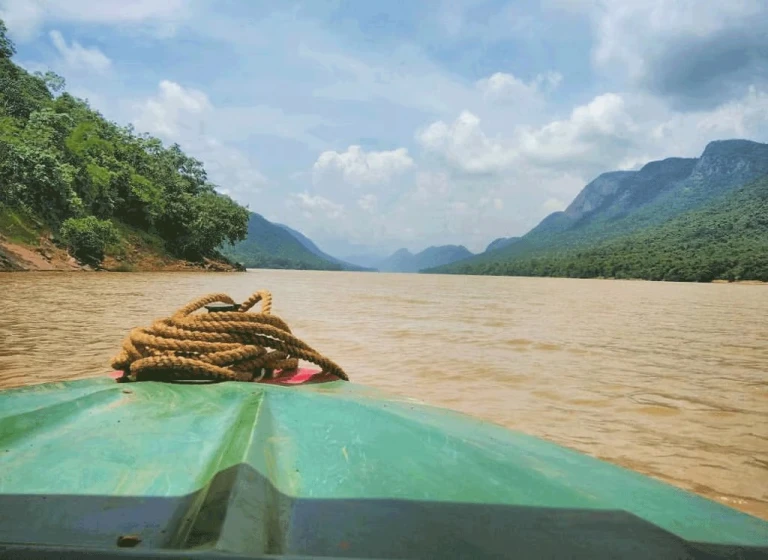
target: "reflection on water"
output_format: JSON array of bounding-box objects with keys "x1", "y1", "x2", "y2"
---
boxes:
[{"x1": 1, "y1": 270, "x2": 767, "y2": 519}]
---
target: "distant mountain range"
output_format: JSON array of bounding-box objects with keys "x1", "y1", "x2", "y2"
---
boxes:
[
  {"x1": 222, "y1": 212, "x2": 478, "y2": 273},
  {"x1": 429, "y1": 139, "x2": 768, "y2": 282},
  {"x1": 221, "y1": 213, "x2": 344, "y2": 270},
  {"x1": 341, "y1": 253, "x2": 387, "y2": 269},
  {"x1": 221, "y1": 139, "x2": 768, "y2": 281},
  {"x1": 485, "y1": 237, "x2": 520, "y2": 253},
  {"x1": 375, "y1": 245, "x2": 474, "y2": 273},
  {"x1": 274, "y1": 223, "x2": 372, "y2": 271}
]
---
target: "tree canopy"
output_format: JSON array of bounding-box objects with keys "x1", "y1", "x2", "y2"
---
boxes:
[{"x1": 0, "y1": 18, "x2": 248, "y2": 263}]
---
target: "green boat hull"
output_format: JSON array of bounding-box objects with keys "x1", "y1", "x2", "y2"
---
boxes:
[{"x1": 0, "y1": 377, "x2": 766, "y2": 559}]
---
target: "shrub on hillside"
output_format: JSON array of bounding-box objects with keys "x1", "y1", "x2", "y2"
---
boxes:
[{"x1": 60, "y1": 216, "x2": 117, "y2": 263}]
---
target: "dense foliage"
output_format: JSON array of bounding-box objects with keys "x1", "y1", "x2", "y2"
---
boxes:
[
  {"x1": 60, "y1": 216, "x2": 117, "y2": 263},
  {"x1": 0, "y1": 20, "x2": 248, "y2": 263},
  {"x1": 440, "y1": 176, "x2": 768, "y2": 282},
  {"x1": 222, "y1": 212, "x2": 343, "y2": 271}
]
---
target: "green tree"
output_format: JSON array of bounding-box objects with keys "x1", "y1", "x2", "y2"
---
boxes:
[
  {"x1": 174, "y1": 192, "x2": 249, "y2": 259},
  {"x1": 0, "y1": 19, "x2": 15, "y2": 59},
  {"x1": 34, "y1": 70, "x2": 66, "y2": 94},
  {"x1": 0, "y1": 16, "x2": 249, "y2": 266},
  {"x1": 60, "y1": 216, "x2": 118, "y2": 263}
]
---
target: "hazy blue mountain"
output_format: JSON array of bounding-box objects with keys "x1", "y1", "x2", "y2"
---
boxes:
[
  {"x1": 275, "y1": 223, "x2": 373, "y2": 271},
  {"x1": 378, "y1": 245, "x2": 473, "y2": 273},
  {"x1": 221, "y1": 213, "x2": 341, "y2": 270},
  {"x1": 340, "y1": 253, "x2": 386, "y2": 269},
  {"x1": 485, "y1": 237, "x2": 521, "y2": 253}
]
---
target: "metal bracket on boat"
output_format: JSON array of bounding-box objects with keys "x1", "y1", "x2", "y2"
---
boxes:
[{"x1": 204, "y1": 302, "x2": 240, "y2": 313}]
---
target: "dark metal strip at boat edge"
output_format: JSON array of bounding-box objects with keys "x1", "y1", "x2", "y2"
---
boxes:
[
  {"x1": 204, "y1": 302, "x2": 240, "y2": 313},
  {"x1": 0, "y1": 544, "x2": 368, "y2": 560}
]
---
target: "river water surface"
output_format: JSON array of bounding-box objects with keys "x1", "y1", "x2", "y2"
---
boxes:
[{"x1": 1, "y1": 270, "x2": 766, "y2": 519}]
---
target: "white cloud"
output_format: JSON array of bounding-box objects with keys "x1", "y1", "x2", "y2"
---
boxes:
[
  {"x1": 49, "y1": 30, "x2": 111, "y2": 73},
  {"x1": 586, "y1": 0, "x2": 768, "y2": 107},
  {"x1": 417, "y1": 111, "x2": 516, "y2": 173},
  {"x1": 412, "y1": 171, "x2": 451, "y2": 201},
  {"x1": 313, "y1": 145, "x2": 414, "y2": 185},
  {"x1": 690, "y1": 86, "x2": 768, "y2": 137},
  {"x1": 421, "y1": 84, "x2": 768, "y2": 184},
  {"x1": 476, "y1": 71, "x2": 562, "y2": 103},
  {"x1": 0, "y1": 0, "x2": 187, "y2": 40},
  {"x1": 133, "y1": 80, "x2": 266, "y2": 196},
  {"x1": 592, "y1": 0, "x2": 764, "y2": 70},
  {"x1": 399, "y1": 83, "x2": 768, "y2": 251},
  {"x1": 299, "y1": 43, "x2": 479, "y2": 117},
  {"x1": 289, "y1": 193, "x2": 344, "y2": 220},
  {"x1": 211, "y1": 106, "x2": 329, "y2": 150},
  {"x1": 134, "y1": 80, "x2": 210, "y2": 138},
  {"x1": 357, "y1": 194, "x2": 377, "y2": 212},
  {"x1": 515, "y1": 92, "x2": 638, "y2": 176}
]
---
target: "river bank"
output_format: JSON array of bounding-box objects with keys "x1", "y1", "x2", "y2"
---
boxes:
[{"x1": 0, "y1": 235, "x2": 243, "y2": 272}]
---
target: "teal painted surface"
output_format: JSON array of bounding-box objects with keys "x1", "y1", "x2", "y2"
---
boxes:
[{"x1": 0, "y1": 377, "x2": 766, "y2": 558}]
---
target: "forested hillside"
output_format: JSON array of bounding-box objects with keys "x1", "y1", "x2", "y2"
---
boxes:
[
  {"x1": 431, "y1": 140, "x2": 768, "y2": 282},
  {"x1": 0, "y1": 20, "x2": 248, "y2": 270},
  {"x1": 221, "y1": 213, "x2": 343, "y2": 271},
  {"x1": 275, "y1": 223, "x2": 372, "y2": 271},
  {"x1": 437, "y1": 175, "x2": 768, "y2": 282}
]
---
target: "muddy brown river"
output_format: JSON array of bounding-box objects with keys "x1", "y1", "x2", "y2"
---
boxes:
[{"x1": 1, "y1": 270, "x2": 766, "y2": 519}]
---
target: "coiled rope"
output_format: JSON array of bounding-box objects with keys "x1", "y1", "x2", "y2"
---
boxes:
[{"x1": 110, "y1": 290, "x2": 348, "y2": 382}]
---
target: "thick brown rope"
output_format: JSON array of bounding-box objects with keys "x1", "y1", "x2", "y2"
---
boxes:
[{"x1": 110, "y1": 290, "x2": 348, "y2": 382}]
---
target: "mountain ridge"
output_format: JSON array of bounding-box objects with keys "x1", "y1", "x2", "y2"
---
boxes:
[
  {"x1": 485, "y1": 237, "x2": 521, "y2": 253},
  {"x1": 221, "y1": 213, "x2": 342, "y2": 270},
  {"x1": 440, "y1": 174, "x2": 768, "y2": 282},
  {"x1": 429, "y1": 138, "x2": 768, "y2": 279},
  {"x1": 377, "y1": 244, "x2": 474, "y2": 273},
  {"x1": 274, "y1": 223, "x2": 373, "y2": 271}
]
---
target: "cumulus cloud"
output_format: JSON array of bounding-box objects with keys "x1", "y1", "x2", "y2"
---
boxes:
[
  {"x1": 133, "y1": 81, "x2": 266, "y2": 196},
  {"x1": 514, "y1": 92, "x2": 639, "y2": 177},
  {"x1": 417, "y1": 111, "x2": 517, "y2": 174},
  {"x1": 588, "y1": 0, "x2": 768, "y2": 108},
  {"x1": 49, "y1": 30, "x2": 111, "y2": 73},
  {"x1": 421, "y1": 83, "x2": 768, "y2": 181},
  {"x1": 476, "y1": 71, "x2": 562, "y2": 103},
  {"x1": 312, "y1": 145, "x2": 414, "y2": 185},
  {"x1": 400, "y1": 82, "x2": 768, "y2": 251},
  {"x1": 290, "y1": 192, "x2": 344, "y2": 220},
  {"x1": 134, "y1": 80, "x2": 210, "y2": 138}
]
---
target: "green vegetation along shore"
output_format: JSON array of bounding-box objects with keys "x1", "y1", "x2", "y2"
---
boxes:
[
  {"x1": 0, "y1": 19, "x2": 248, "y2": 272},
  {"x1": 437, "y1": 176, "x2": 768, "y2": 282}
]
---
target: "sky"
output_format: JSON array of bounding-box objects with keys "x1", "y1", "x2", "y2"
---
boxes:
[{"x1": 1, "y1": 0, "x2": 767, "y2": 257}]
